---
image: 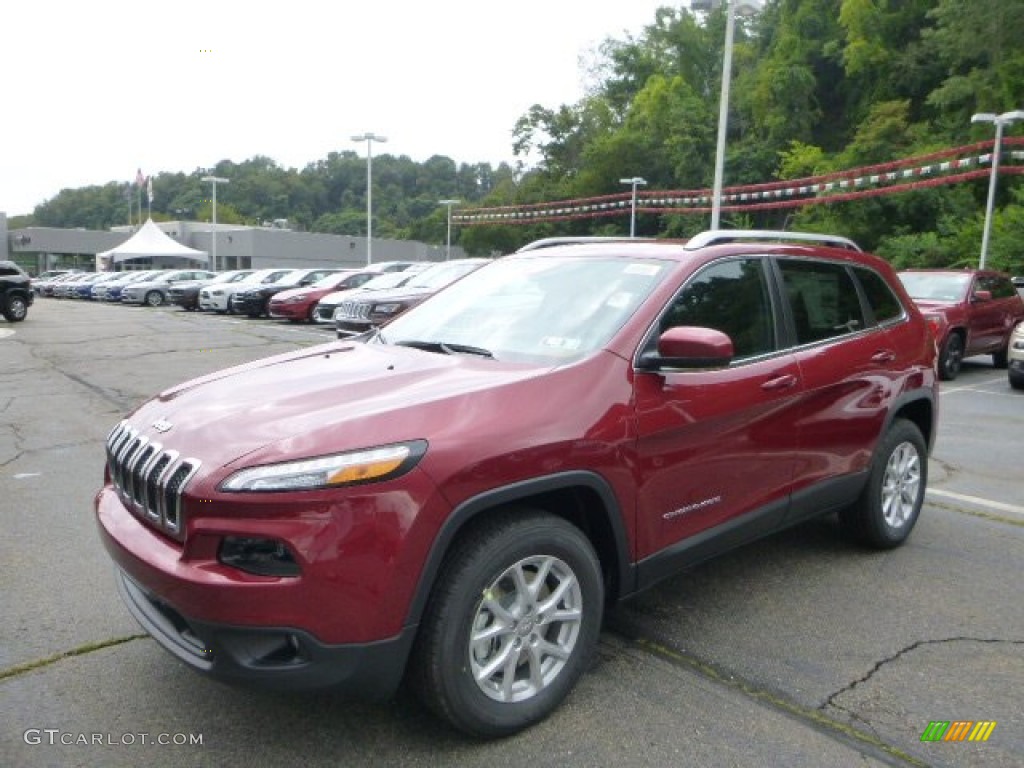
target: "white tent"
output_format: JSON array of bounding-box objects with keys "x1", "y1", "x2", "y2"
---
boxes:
[{"x1": 97, "y1": 219, "x2": 209, "y2": 266}]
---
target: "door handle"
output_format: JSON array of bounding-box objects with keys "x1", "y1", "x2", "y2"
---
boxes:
[
  {"x1": 761, "y1": 374, "x2": 798, "y2": 391},
  {"x1": 871, "y1": 350, "x2": 897, "y2": 363}
]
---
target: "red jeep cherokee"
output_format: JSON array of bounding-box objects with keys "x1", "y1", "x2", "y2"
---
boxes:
[
  {"x1": 897, "y1": 268, "x2": 1024, "y2": 380},
  {"x1": 96, "y1": 231, "x2": 938, "y2": 737}
]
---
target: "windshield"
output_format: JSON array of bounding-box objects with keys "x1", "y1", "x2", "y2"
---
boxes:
[
  {"x1": 408, "y1": 261, "x2": 483, "y2": 290},
  {"x1": 362, "y1": 272, "x2": 412, "y2": 290},
  {"x1": 313, "y1": 272, "x2": 356, "y2": 289},
  {"x1": 377, "y1": 256, "x2": 669, "y2": 364},
  {"x1": 209, "y1": 271, "x2": 250, "y2": 284},
  {"x1": 898, "y1": 272, "x2": 971, "y2": 301}
]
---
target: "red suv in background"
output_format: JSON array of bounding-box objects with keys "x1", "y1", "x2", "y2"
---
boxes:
[
  {"x1": 96, "y1": 231, "x2": 938, "y2": 737},
  {"x1": 897, "y1": 269, "x2": 1024, "y2": 380}
]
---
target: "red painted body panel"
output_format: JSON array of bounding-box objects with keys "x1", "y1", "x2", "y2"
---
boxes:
[{"x1": 267, "y1": 286, "x2": 336, "y2": 321}]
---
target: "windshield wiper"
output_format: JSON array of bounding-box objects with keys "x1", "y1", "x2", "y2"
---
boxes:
[
  {"x1": 393, "y1": 339, "x2": 494, "y2": 359},
  {"x1": 440, "y1": 342, "x2": 494, "y2": 359}
]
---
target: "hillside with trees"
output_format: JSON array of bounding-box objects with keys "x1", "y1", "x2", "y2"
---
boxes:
[{"x1": 13, "y1": 0, "x2": 1024, "y2": 272}]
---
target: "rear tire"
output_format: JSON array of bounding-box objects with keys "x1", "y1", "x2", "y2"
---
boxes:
[
  {"x1": 992, "y1": 345, "x2": 1009, "y2": 369},
  {"x1": 408, "y1": 510, "x2": 603, "y2": 737},
  {"x1": 144, "y1": 290, "x2": 164, "y2": 307},
  {"x1": 840, "y1": 419, "x2": 926, "y2": 549}
]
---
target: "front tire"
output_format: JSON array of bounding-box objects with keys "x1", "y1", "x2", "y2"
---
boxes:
[
  {"x1": 840, "y1": 419, "x2": 926, "y2": 549},
  {"x1": 2, "y1": 295, "x2": 28, "y2": 321},
  {"x1": 938, "y1": 333, "x2": 964, "y2": 380},
  {"x1": 409, "y1": 511, "x2": 603, "y2": 737}
]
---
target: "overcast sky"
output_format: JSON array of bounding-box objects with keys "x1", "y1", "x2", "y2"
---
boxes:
[{"x1": 1, "y1": 0, "x2": 671, "y2": 217}]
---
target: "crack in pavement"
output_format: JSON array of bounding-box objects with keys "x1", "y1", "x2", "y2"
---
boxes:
[
  {"x1": 821, "y1": 636, "x2": 1024, "y2": 712},
  {"x1": 608, "y1": 614, "x2": 930, "y2": 767},
  {"x1": 1, "y1": 437, "x2": 104, "y2": 469},
  {"x1": 0, "y1": 635, "x2": 148, "y2": 682}
]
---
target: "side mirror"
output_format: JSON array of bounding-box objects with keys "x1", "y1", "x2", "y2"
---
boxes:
[
  {"x1": 971, "y1": 289, "x2": 992, "y2": 303},
  {"x1": 638, "y1": 326, "x2": 734, "y2": 370}
]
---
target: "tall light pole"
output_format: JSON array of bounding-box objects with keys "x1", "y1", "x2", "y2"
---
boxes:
[
  {"x1": 693, "y1": 0, "x2": 762, "y2": 229},
  {"x1": 971, "y1": 110, "x2": 1024, "y2": 269},
  {"x1": 438, "y1": 199, "x2": 461, "y2": 260},
  {"x1": 351, "y1": 132, "x2": 387, "y2": 265},
  {"x1": 201, "y1": 175, "x2": 229, "y2": 271},
  {"x1": 619, "y1": 177, "x2": 648, "y2": 237}
]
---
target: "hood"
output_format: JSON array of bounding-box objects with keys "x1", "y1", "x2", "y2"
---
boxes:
[
  {"x1": 126, "y1": 341, "x2": 551, "y2": 472},
  {"x1": 910, "y1": 299, "x2": 961, "y2": 312},
  {"x1": 348, "y1": 285, "x2": 431, "y2": 306},
  {"x1": 271, "y1": 285, "x2": 332, "y2": 303}
]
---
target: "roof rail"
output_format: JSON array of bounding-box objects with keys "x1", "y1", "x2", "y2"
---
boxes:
[
  {"x1": 515, "y1": 236, "x2": 658, "y2": 253},
  {"x1": 684, "y1": 230, "x2": 862, "y2": 252}
]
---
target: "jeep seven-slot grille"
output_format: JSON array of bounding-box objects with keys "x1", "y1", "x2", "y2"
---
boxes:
[
  {"x1": 106, "y1": 422, "x2": 200, "y2": 540},
  {"x1": 337, "y1": 300, "x2": 370, "y2": 320}
]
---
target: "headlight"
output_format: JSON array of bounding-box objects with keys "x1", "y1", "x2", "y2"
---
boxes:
[
  {"x1": 374, "y1": 303, "x2": 404, "y2": 315},
  {"x1": 286, "y1": 294, "x2": 308, "y2": 303},
  {"x1": 220, "y1": 441, "x2": 427, "y2": 492}
]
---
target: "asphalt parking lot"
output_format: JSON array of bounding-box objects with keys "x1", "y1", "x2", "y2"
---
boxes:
[{"x1": 2, "y1": 300, "x2": 1022, "y2": 767}]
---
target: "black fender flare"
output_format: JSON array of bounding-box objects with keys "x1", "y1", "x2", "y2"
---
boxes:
[{"x1": 404, "y1": 470, "x2": 635, "y2": 630}]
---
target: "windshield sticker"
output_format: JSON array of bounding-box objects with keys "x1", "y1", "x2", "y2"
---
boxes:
[
  {"x1": 541, "y1": 336, "x2": 582, "y2": 350},
  {"x1": 624, "y1": 264, "x2": 662, "y2": 276},
  {"x1": 606, "y1": 292, "x2": 633, "y2": 309}
]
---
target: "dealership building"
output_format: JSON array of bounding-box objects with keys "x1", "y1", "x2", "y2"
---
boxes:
[{"x1": 1, "y1": 212, "x2": 465, "y2": 274}]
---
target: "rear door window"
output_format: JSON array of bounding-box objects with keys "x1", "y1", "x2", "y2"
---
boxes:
[{"x1": 777, "y1": 259, "x2": 867, "y2": 345}]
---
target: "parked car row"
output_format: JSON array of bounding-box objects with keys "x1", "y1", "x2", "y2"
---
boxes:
[{"x1": 31, "y1": 259, "x2": 493, "y2": 338}]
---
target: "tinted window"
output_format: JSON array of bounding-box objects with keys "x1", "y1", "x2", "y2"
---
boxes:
[
  {"x1": 660, "y1": 258, "x2": 776, "y2": 360},
  {"x1": 854, "y1": 267, "x2": 904, "y2": 324},
  {"x1": 778, "y1": 260, "x2": 866, "y2": 345},
  {"x1": 977, "y1": 275, "x2": 1016, "y2": 299}
]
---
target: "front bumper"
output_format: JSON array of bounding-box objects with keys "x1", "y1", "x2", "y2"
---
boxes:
[
  {"x1": 198, "y1": 293, "x2": 228, "y2": 311},
  {"x1": 233, "y1": 296, "x2": 266, "y2": 315},
  {"x1": 115, "y1": 567, "x2": 414, "y2": 695},
  {"x1": 268, "y1": 302, "x2": 309, "y2": 320}
]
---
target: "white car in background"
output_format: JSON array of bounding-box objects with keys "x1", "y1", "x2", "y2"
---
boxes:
[
  {"x1": 198, "y1": 268, "x2": 294, "y2": 313},
  {"x1": 1008, "y1": 321, "x2": 1024, "y2": 390},
  {"x1": 120, "y1": 269, "x2": 216, "y2": 307},
  {"x1": 95, "y1": 271, "x2": 166, "y2": 302}
]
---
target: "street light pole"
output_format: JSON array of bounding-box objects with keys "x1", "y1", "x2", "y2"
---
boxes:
[
  {"x1": 438, "y1": 199, "x2": 461, "y2": 260},
  {"x1": 619, "y1": 177, "x2": 648, "y2": 237},
  {"x1": 693, "y1": 0, "x2": 762, "y2": 230},
  {"x1": 351, "y1": 132, "x2": 387, "y2": 266},
  {"x1": 971, "y1": 110, "x2": 1024, "y2": 270},
  {"x1": 201, "y1": 175, "x2": 229, "y2": 272}
]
